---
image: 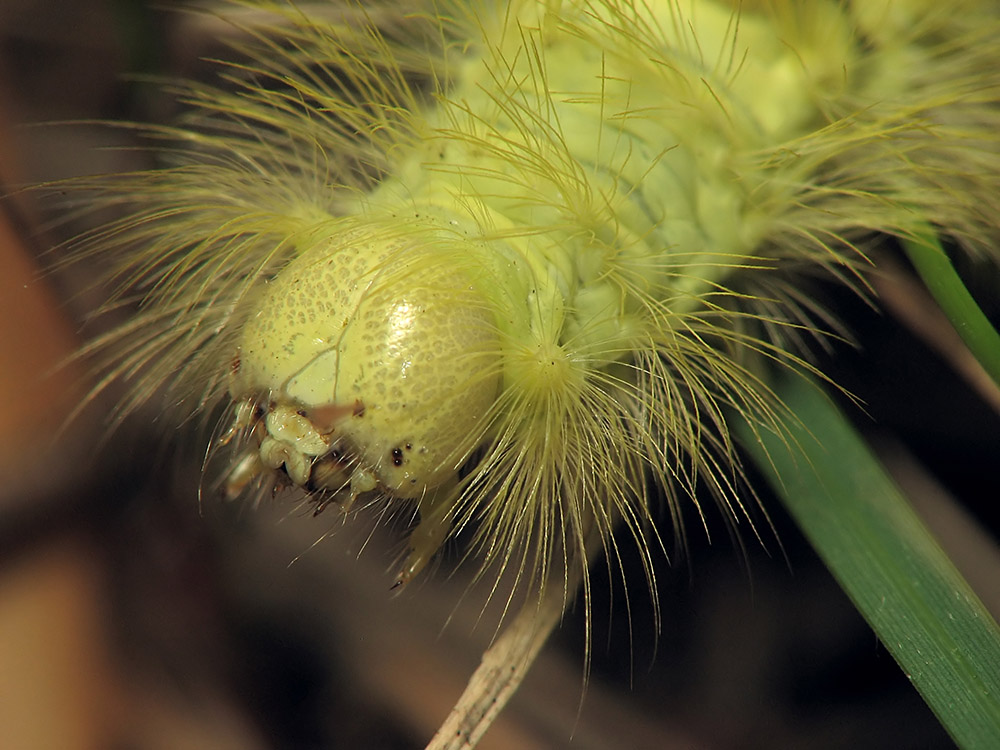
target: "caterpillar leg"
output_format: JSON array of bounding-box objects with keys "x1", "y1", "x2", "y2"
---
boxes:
[
  {"x1": 223, "y1": 450, "x2": 267, "y2": 499},
  {"x1": 393, "y1": 482, "x2": 457, "y2": 589}
]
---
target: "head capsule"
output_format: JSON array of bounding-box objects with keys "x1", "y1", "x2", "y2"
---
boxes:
[{"x1": 225, "y1": 217, "x2": 502, "y2": 508}]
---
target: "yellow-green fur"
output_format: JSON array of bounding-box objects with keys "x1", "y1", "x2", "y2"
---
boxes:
[{"x1": 65, "y1": 0, "x2": 1000, "y2": 608}]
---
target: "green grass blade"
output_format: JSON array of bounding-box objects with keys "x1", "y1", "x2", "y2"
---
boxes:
[
  {"x1": 739, "y1": 375, "x2": 1000, "y2": 748},
  {"x1": 902, "y1": 230, "x2": 1000, "y2": 388}
]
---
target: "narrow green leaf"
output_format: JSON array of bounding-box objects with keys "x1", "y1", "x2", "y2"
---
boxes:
[
  {"x1": 739, "y1": 375, "x2": 1000, "y2": 749},
  {"x1": 902, "y1": 230, "x2": 1000, "y2": 388}
]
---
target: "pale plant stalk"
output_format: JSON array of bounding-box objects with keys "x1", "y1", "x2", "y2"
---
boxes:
[{"x1": 426, "y1": 536, "x2": 592, "y2": 750}]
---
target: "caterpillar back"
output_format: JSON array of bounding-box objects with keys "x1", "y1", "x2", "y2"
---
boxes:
[{"x1": 61, "y1": 0, "x2": 1000, "y2": 606}]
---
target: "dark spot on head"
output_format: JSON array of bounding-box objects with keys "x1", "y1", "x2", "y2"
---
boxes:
[
  {"x1": 405, "y1": 443, "x2": 412, "y2": 451},
  {"x1": 296, "y1": 409, "x2": 307, "y2": 417},
  {"x1": 391, "y1": 447, "x2": 404, "y2": 466}
]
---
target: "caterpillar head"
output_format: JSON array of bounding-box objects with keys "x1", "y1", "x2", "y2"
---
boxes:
[{"x1": 224, "y1": 219, "x2": 502, "y2": 519}]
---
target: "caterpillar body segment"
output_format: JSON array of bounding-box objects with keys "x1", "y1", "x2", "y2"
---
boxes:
[{"x1": 70, "y1": 1, "x2": 1000, "y2": 593}]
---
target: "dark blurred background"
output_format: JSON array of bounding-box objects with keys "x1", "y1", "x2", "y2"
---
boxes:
[{"x1": 1, "y1": 1, "x2": 998, "y2": 748}]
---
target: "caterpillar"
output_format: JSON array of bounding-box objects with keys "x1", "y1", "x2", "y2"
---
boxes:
[{"x1": 64, "y1": 0, "x2": 1000, "y2": 611}]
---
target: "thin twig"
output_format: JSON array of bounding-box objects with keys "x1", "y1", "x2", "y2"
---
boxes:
[{"x1": 425, "y1": 548, "x2": 590, "y2": 750}]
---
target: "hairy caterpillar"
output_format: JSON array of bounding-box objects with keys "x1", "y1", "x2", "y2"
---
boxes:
[{"x1": 64, "y1": 0, "x2": 1000, "y2": 614}]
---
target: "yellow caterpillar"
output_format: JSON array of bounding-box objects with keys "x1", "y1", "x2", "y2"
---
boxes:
[{"x1": 67, "y1": 0, "x2": 1000, "y2": 602}]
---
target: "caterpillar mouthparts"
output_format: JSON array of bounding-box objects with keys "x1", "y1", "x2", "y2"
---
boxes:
[{"x1": 62, "y1": 0, "x2": 1000, "y2": 595}]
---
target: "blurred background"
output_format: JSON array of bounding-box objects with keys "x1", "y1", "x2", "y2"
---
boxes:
[{"x1": 1, "y1": 1, "x2": 998, "y2": 748}]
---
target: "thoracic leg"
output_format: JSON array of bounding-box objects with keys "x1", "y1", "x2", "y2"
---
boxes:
[{"x1": 394, "y1": 481, "x2": 457, "y2": 588}]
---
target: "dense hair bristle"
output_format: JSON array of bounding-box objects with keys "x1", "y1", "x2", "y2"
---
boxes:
[{"x1": 51, "y1": 0, "x2": 1000, "y2": 626}]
